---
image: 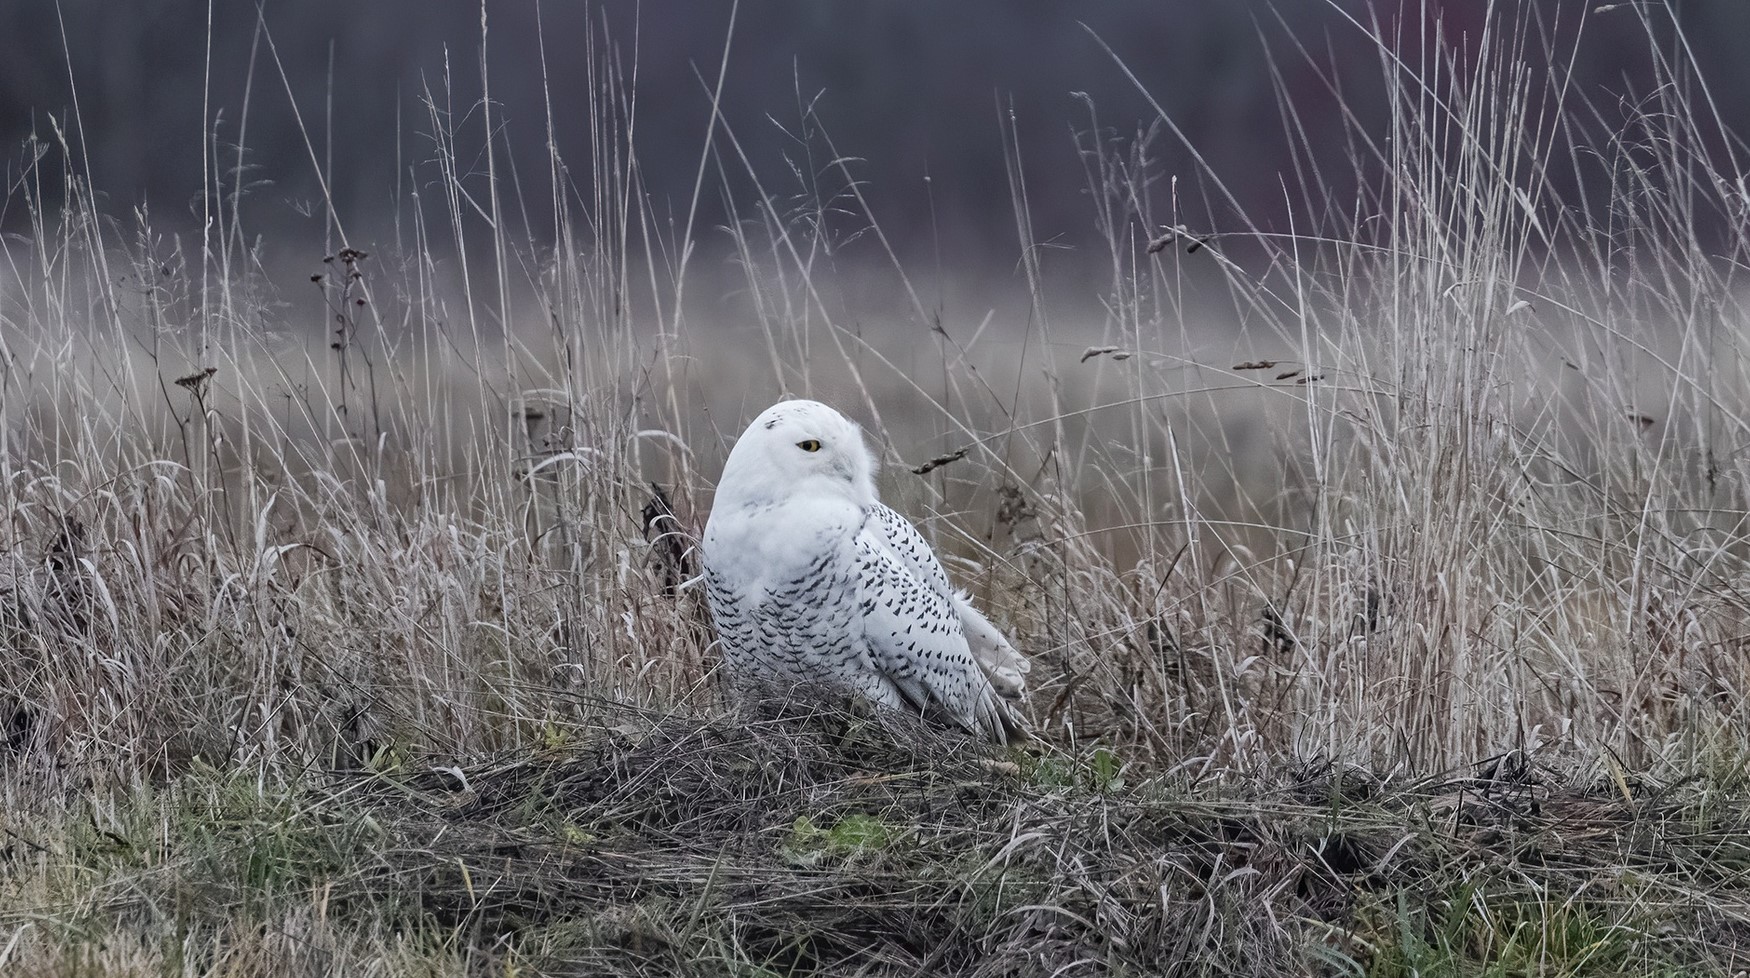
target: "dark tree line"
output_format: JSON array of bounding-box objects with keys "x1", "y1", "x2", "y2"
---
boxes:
[{"x1": 2, "y1": 1, "x2": 1745, "y2": 263}]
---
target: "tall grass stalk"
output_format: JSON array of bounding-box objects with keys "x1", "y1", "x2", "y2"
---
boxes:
[{"x1": 4, "y1": 2, "x2": 1748, "y2": 787}]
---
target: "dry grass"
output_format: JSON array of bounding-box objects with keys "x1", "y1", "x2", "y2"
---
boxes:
[
  {"x1": 4, "y1": 2, "x2": 1750, "y2": 974},
  {"x1": 4, "y1": 708, "x2": 1750, "y2": 975}
]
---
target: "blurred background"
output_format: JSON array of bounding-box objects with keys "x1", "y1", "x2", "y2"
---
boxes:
[
  {"x1": 4, "y1": 1, "x2": 1748, "y2": 275},
  {"x1": 2, "y1": 1, "x2": 1750, "y2": 781}
]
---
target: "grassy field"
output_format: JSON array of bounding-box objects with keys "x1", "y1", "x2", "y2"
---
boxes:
[{"x1": 6, "y1": 3, "x2": 1750, "y2": 974}]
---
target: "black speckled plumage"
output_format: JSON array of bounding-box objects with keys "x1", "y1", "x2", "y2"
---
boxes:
[{"x1": 702, "y1": 401, "x2": 1027, "y2": 743}]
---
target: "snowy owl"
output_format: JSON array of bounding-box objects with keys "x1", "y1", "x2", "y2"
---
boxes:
[{"x1": 702, "y1": 400, "x2": 1029, "y2": 743}]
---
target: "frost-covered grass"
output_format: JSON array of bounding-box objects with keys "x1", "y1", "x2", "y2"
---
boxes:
[{"x1": 5, "y1": 2, "x2": 1750, "y2": 974}]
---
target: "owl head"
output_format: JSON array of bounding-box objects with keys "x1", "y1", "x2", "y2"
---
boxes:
[{"x1": 716, "y1": 399, "x2": 877, "y2": 509}]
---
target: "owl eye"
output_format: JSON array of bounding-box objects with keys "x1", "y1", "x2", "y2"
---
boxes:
[{"x1": 797, "y1": 439, "x2": 823, "y2": 453}]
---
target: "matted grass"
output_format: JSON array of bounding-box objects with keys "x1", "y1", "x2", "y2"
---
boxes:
[{"x1": 5, "y1": 708, "x2": 1750, "y2": 975}]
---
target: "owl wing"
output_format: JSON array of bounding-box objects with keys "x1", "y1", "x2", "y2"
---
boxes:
[
  {"x1": 855, "y1": 508, "x2": 1024, "y2": 743},
  {"x1": 868, "y1": 504, "x2": 957, "y2": 596},
  {"x1": 870, "y1": 505, "x2": 1030, "y2": 699}
]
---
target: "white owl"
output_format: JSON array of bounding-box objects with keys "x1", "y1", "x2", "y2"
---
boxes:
[{"x1": 702, "y1": 400, "x2": 1029, "y2": 743}]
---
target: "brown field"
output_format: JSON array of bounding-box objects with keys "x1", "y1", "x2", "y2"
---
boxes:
[{"x1": 4, "y1": 5, "x2": 1750, "y2": 975}]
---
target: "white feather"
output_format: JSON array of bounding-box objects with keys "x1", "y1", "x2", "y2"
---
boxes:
[{"x1": 702, "y1": 400, "x2": 1028, "y2": 743}]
